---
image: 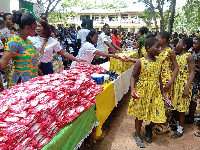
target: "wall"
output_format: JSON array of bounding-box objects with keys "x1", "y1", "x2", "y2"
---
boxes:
[{"x1": 0, "y1": 0, "x2": 10, "y2": 13}]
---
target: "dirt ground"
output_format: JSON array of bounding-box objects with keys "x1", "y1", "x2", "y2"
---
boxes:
[{"x1": 85, "y1": 90, "x2": 200, "y2": 150}]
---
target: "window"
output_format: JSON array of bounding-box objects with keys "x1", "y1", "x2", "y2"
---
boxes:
[
  {"x1": 92, "y1": 15, "x2": 99, "y2": 20},
  {"x1": 101, "y1": 15, "x2": 105, "y2": 19},
  {"x1": 121, "y1": 14, "x2": 128, "y2": 19},
  {"x1": 131, "y1": 14, "x2": 136, "y2": 18},
  {"x1": 108, "y1": 14, "x2": 118, "y2": 21},
  {"x1": 138, "y1": 14, "x2": 144, "y2": 18},
  {"x1": 130, "y1": 28, "x2": 135, "y2": 34},
  {"x1": 80, "y1": 15, "x2": 90, "y2": 20},
  {"x1": 123, "y1": 28, "x2": 128, "y2": 34}
]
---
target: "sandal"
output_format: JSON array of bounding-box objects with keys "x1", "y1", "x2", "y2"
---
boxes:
[
  {"x1": 145, "y1": 125, "x2": 152, "y2": 143},
  {"x1": 133, "y1": 134, "x2": 146, "y2": 148},
  {"x1": 194, "y1": 132, "x2": 200, "y2": 137},
  {"x1": 171, "y1": 131, "x2": 183, "y2": 139},
  {"x1": 155, "y1": 124, "x2": 170, "y2": 134}
]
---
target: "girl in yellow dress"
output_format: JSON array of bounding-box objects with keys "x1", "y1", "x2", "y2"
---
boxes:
[
  {"x1": 171, "y1": 37, "x2": 195, "y2": 138},
  {"x1": 155, "y1": 31, "x2": 179, "y2": 133},
  {"x1": 127, "y1": 37, "x2": 166, "y2": 148}
]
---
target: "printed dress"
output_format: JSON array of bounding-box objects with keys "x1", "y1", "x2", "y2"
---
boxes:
[
  {"x1": 172, "y1": 53, "x2": 192, "y2": 112},
  {"x1": 5, "y1": 36, "x2": 39, "y2": 86},
  {"x1": 127, "y1": 57, "x2": 166, "y2": 123},
  {"x1": 191, "y1": 53, "x2": 200, "y2": 103},
  {"x1": 141, "y1": 46, "x2": 147, "y2": 56},
  {"x1": 158, "y1": 48, "x2": 173, "y2": 100}
]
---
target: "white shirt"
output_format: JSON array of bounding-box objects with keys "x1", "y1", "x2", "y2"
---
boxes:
[
  {"x1": 71, "y1": 42, "x2": 97, "y2": 68},
  {"x1": 28, "y1": 35, "x2": 62, "y2": 63},
  {"x1": 77, "y1": 29, "x2": 90, "y2": 46},
  {"x1": 96, "y1": 32, "x2": 112, "y2": 58}
]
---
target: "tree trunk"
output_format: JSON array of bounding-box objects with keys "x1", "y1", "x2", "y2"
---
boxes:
[
  {"x1": 46, "y1": 0, "x2": 62, "y2": 15},
  {"x1": 157, "y1": 0, "x2": 165, "y2": 31},
  {"x1": 150, "y1": 0, "x2": 159, "y2": 32},
  {"x1": 168, "y1": 0, "x2": 176, "y2": 35}
]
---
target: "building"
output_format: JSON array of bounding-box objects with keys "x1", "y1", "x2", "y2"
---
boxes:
[
  {"x1": 0, "y1": 0, "x2": 10, "y2": 19},
  {"x1": 66, "y1": 8, "x2": 160, "y2": 33}
]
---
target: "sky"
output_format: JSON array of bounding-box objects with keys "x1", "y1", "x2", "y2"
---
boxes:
[{"x1": 10, "y1": 0, "x2": 187, "y2": 13}]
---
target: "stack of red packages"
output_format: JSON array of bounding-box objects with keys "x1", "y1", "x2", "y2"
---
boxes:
[
  {"x1": 72, "y1": 64, "x2": 107, "y2": 77},
  {"x1": 0, "y1": 69, "x2": 103, "y2": 149}
]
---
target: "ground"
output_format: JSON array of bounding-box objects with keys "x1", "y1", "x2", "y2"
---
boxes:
[{"x1": 84, "y1": 90, "x2": 200, "y2": 150}]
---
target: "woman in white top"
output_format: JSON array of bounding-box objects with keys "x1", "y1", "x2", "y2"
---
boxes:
[
  {"x1": 71, "y1": 30, "x2": 121, "y2": 68},
  {"x1": 29, "y1": 19, "x2": 84, "y2": 75}
]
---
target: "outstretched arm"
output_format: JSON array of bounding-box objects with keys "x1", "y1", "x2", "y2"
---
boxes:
[
  {"x1": 104, "y1": 41, "x2": 118, "y2": 52},
  {"x1": 183, "y1": 54, "x2": 195, "y2": 98},
  {"x1": 94, "y1": 50, "x2": 121, "y2": 59},
  {"x1": 57, "y1": 49, "x2": 85, "y2": 62},
  {"x1": 130, "y1": 59, "x2": 141, "y2": 98},
  {"x1": 165, "y1": 50, "x2": 179, "y2": 91}
]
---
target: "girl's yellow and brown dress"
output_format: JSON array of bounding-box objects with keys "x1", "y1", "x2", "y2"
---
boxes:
[
  {"x1": 127, "y1": 57, "x2": 166, "y2": 123},
  {"x1": 158, "y1": 48, "x2": 173, "y2": 100},
  {"x1": 172, "y1": 53, "x2": 193, "y2": 112}
]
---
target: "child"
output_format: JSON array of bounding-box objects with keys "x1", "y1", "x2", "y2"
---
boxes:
[
  {"x1": 127, "y1": 37, "x2": 166, "y2": 148},
  {"x1": 155, "y1": 31, "x2": 179, "y2": 133},
  {"x1": 171, "y1": 37, "x2": 195, "y2": 138},
  {"x1": 185, "y1": 38, "x2": 200, "y2": 124}
]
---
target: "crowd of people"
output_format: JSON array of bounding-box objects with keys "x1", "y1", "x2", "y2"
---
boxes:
[{"x1": 0, "y1": 9, "x2": 200, "y2": 148}]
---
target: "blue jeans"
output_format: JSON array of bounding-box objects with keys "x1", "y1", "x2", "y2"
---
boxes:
[{"x1": 39, "y1": 62, "x2": 54, "y2": 75}]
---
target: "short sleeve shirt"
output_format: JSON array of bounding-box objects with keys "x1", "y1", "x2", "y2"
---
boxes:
[
  {"x1": 28, "y1": 36, "x2": 62, "y2": 63},
  {"x1": 71, "y1": 42, "x2": 97, "y2": 68},
  {"x1": 77, "y1": 29, "x2": 90, "y2": 46},
  {"x1": 96, "y1": 32, "x2": 112, "y2": 58},
  {"x1": 5, "y1": 36, "x2": 39, "y2": 86}
]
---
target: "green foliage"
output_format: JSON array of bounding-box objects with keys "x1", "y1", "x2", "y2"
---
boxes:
[
  {"x1": 48, "y1": 0, "x2": 129, "y2": 24},
  {"x1": 174, "y1": 0, "x2": 200, "y2": 33},
  {"x1": 141, "y1": 8, "x2": 153, "y2": 27},
  {"x1": 48, "y1": 10, "x2": 76, "y2": 24},
  {"x1": 77, "y1": 0, "x2": 128, "y2": 10},
  {"x1": 138, "y1": 0, "x2": 174, "y2": 31}
]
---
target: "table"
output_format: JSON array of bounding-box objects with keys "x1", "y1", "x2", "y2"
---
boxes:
[
  {"x1": 95, "y1": 63, "x2": 134, "y2": 137},
  {"x1": 41, "y1": 105, "x2": 98, "y2": 150},
  {"x1": 95, "y1": 82, "x2": 115, "y2": 137},
  {"x1": 109, "y1": 50, "x2": 137, "y2": 74},
  {"x1": 114, "y1": 65, "x2": 134, "y2": 106}
]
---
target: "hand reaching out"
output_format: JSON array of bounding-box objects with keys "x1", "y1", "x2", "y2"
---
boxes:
[{"x1": 75, "y1": 59, "x2": 87, "y2": 62}]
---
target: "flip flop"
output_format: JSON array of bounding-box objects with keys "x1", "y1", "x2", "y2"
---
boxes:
[{"x1": 133, "y1": 134, "x2": 146, "y2": 148}]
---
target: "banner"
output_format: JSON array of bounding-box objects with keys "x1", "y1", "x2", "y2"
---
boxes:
[{"x1": 19, "y1": 0, "x2": 44, "y2": 20}]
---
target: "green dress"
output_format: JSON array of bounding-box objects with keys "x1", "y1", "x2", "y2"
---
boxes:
[{"x1": 137, "y1": 35, "x2": 146, "y2": 58}]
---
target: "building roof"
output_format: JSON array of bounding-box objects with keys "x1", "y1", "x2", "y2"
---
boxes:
[{"x1": 76, "y1": 7, "x2": 145, "y2": 14}]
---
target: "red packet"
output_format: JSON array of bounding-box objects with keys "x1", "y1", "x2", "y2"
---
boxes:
[{"x1": 133, "y1": 92, "x2": 140, "y2": 99}]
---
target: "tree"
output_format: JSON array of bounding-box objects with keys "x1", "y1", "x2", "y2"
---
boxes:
[
  {"x1": 168, "y1": 0, "x2": 176, "y2": 35},
  {"x1": 27, "y1": 0, "x2": 62, "y2": 15},
  {"x1": 138, "y1": 0, "x2": 176, "y2": 33},
  {"x1": 173, "y1": 0, "x2": 200, "y2": 33},
  {"x1": 48, "y1": 0, "x2": 81, "y2": 24},
  {"x1": 76, "y1": 0, "x2": 129, "y2": 10}
]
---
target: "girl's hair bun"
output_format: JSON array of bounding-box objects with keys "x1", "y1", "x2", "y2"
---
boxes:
[{"x1": 12, "y1": 10, "x2": 23, "y2": 25}]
